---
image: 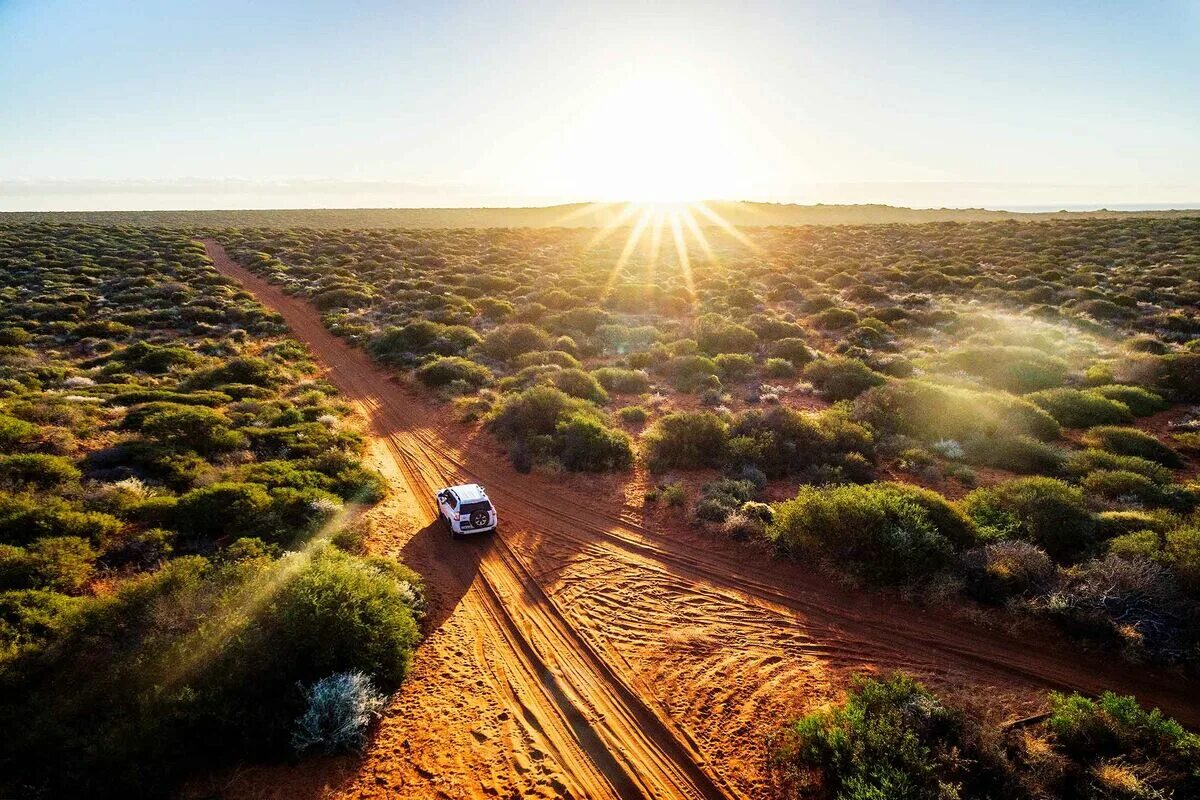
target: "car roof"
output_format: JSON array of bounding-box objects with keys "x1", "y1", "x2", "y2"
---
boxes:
[{"x1": 447, "y1": 483, "x2": 487, "y2": 501}]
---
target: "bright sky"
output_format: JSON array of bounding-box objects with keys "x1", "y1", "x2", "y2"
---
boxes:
[{"x1": 2, "y1": 0, "x2": 1199, "y2": 210}]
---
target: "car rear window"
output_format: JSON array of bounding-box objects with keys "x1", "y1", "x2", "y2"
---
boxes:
[{"x1": 461, "y1": 501, "x2": 492, "y2": 514}]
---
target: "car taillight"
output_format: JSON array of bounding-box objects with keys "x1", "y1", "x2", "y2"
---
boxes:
[{"x1": 452, "y1": 513, "x2": 460, "y2": 521}]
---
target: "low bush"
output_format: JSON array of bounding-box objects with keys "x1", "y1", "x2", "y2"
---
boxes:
[
  {"x1": 616, "y1": 405, "x2": 649, "y2": 425},
  {"x1": 802, "y1": 357, "x2": 886, "y2": 401},
  {"x1": 960, "y1": 539, "x2": 1055, "y2": 604},
  {"x1": 1063, "y1": 448, "x2": 1172, "y2": 484},
  {"x1": 962, "y1": 478, "x2": 1096, "y2": 563},
  {"x1": 1026, "y1": 388, "x2": 1133, "y2": 428},
  {"x1": 772, "y1": 673, "x2": 1017, "y2": 799},
  {"x1": 762, "y1": 357, "x2": 795, "y2": 378},
  {"x1": 712, "y1": 353, "x2": 753, "y2": 382},
  {"x1": 0, "y1": 414, "x2": 37, "y2": 452},
  {"x1": 963, "y1": 434, "x2": 1067, "y2": 475},
  {"x1": 855, "y1": 379, "x2": 1061, "y2": 444},
  {"x1": 661, "y1": 354, "x2": 721, "y2": 392},
  {"x1": 641, "y1": 411, "x2": 729, "y2": 471},
  {"x1": 727, "y1": 406, "x2": 874, "y2": 480},
  {"x1": 416, "y1": 356, "x2": 493, "y2": 388},
  {"x1": 944, "y1": 345, "x2": 1069, "y2": 393},
  {"x1": 766, "y1": 337, "x2": 813, "y2": 366},
  {"x1": 1082, "y1": 426, "x2": 1182, "y2": 468},
  {"x1": 0, "y1": 545, "x2": 421, "y2": 797},
  {"x1": 549, "y1": 368, "x2": 609, "y2": 404},
  {"x1": 1089, "y1": 384, "x2": 1168, "y2": 417},
  {"x1": 1081, "y1": 469, "x2": 1169, "y2": 507},
  {"x1": 0, "y1": 454, "x2": 80, "y2": 490},
  {"x1": 591, "y1": 367, "x2": 651, "y2": 394},
  {"x1": 774, "y1": 676, "x2": 1200, "y2": 800},
  {"x1": 481, "y1": 323, "x2": 553, "y2": 361},
  {"x1": 369, "y1": 320, "x2": 481, "y2": 363},
  {"x1": 487, "y1": 386, "x2": 628, "y2": 472},
  {"x1": 291, "y1": 670, "x2": 385, "y2": 755},
  {"x1": 554, "y1": 413, "x2": 634, "y2": 471},
  {"x1": 768, "y1": 482, "x2": 975, "y2": 583}
]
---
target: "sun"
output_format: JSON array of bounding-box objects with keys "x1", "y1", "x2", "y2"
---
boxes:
[{"x1": 565, "y1": 65, "x2": 746, "y2": 204}]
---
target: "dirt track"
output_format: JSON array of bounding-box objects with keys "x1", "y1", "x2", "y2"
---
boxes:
[{"x1": 201, "y1": 239, "x2": 1200, "y2": 800}]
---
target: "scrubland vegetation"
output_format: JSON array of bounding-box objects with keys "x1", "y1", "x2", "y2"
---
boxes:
[
  {"x1": 0, "y1": 224, "x2": 422, "y2": 797},
  {"x1": 772, "y1": 673, "x2": 1199, "y2": 800},
  {"x1": 221, "y1": 216, "x2": 1200, "y2": 669}
]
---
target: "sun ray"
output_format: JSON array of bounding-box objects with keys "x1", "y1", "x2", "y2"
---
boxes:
[
  {"x1": 667, "y1": 210, "x2": 697, "y2": 300},
  {"x1": 601, "y1": 206, "x2": 653, "y2": 300},
  {"x1": 646, "y1": 208, "x2": 665, "y2": 294},
  {"x1": 679, "y1": 206, "x2": 721, "y2": 269},
  {"x1": 692, "y1": 201, "x2": 760, "y2": 252},
  {"x1": 582, "y1": 201, "x2": 642, "y2": 251}
]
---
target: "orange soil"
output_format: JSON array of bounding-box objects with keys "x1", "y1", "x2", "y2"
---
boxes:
[{"x1": 195, "y1": 240, "x2": 1200, "y2": 800}]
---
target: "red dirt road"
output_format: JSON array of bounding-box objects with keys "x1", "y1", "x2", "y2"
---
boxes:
[{"x1": 200, "y1": 239, "x2": 1200, "y2": 800}]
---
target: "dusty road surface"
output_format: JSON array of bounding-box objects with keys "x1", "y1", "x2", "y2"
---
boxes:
[{"x1": 200, "y1": 239, "x2": 1200, "y2": 800}]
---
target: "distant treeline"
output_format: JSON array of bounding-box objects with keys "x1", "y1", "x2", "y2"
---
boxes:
[{"x1": 4, "y1": 201, "x2": 1200, "y2": 229}]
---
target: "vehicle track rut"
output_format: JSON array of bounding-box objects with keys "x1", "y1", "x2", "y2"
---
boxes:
[{"x1": 201, "y1": 239, "x2": 1200, "y2": 799}]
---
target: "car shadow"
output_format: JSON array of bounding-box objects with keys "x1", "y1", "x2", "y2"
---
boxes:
[{"x1": 399, "y1": 518, "x2": 494, "y2": 631}]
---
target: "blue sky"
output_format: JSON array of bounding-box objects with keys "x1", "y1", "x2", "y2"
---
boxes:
[{"x1": 2, "y1": 0, "x2": 1199, "y2": 210}]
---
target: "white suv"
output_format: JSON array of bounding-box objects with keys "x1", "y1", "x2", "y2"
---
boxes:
[{"x1": 435, "y1": 483, "x2": 498, "y2": 537}]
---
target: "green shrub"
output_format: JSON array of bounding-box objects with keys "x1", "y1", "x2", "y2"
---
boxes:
[
  {"x1": 416, "y1": 356, "x2": 493, "y2": 388},
  {"x1": 592, "y1": 367, "x2": 651, "y2": 394},
  {"x1": 809, "y1": 306, "x2": 858, "y2": 330},
  {"x1": 714, "y1": 353, "x2": 755, "y2": 382},
  {"x1": 695, "y1": 314, "x2": 758, "y2": 354},
  {"x1": 0, "y1": 500, "x2": 124, "y2": 548},
  {"x1": 727, "y1": 406, "x2": 874, "y2": 479},
  {"x1": 1096, "y1": 510, "x2": 1175, "y2": 540},
  {"x1": 763, "y1": 357, "x2": 795, "y2": 378},
  {"x1": 1064, "y1": 448, "x2": 1173, "y2": 484},
  {"x1": 768, "y1": 482, "x2": 974, "y2": 583},
  {"x1": 962, "y1": 434, "x2": 1066, "y2": 475},
  {"x1": 173, "y1": 482, "x2": 275, "y2": 540},
  {"x1": 617, "y1": 405, "x2": 649, "y2": 425},
  {"x1": 0, "y1": 546, "x2": 421, "y2": 797},
  {"x1": 1082, "y1": 426, "x2": 1182, "y2": 468},
  {"x1": 486, "y1": 386, "x2": 627, "y2": 471},
  {"x1": 14, "y1": 537, "x2": 97, "y2": 594},
  {"x1": 1047, "y1": 691, "x2": 1200, "y2": 781},
  {"x1": 642, "y1": 411, "x2": 729, "y2": 471},
  {"x1": 549, "y1": 368, "x2": 609, "y2": 404},
  {"x1": 1081, "y1": 470, "x2": 1169, "y2": 507},
  {"x1": 802, "y1": 357, "x2": 886, "y2": 401},
  {"x1": 774, "y1": 673, "x2": 1017, "y2": 799},
  {"x1": 943, "y1": 345, "x2": 1069, "y2": 393},
  {"x1": 187, "y1": 356, "x2": 280, "y2": 389},
  {"x1": 0, "y1": 454, "x2": 80, "y2": 490},
  {"x1": 855, "y1": 379, "x2": 1061, "y2": 443},
  {"x1": 481, "y1": 323, "x2": 553, "y2": 361},
  {"x1": 513, "y1": 349, "x2": 582, "y2": 369},
  {"x1": 1089, "y1": 384, "x2": 1168, "y2": 417},
  {"x1": 0, "y1": 414, "x2": 37, "y2": 452},
  {"x1": 767, "y1": 337, "x2": 814, "y2": 366},
  {"x1": 962, "y1": 477, "x2": 1096, "y2": 563},
  {"x1": 369, "y1": 320, "x2": 480, "y2": 362},
  {"x1": 661, "y1": 354, "x2": 720, "y2": 392},
  {"x1": 141, "y1": 406, "x2": 246, "y2": 455},
  {"x1": 554, "y1": 413, "x2": 634, "y2": 471},
  {"x1": 1026, "y1": 388, "x2": 1132, "y2": 428}
]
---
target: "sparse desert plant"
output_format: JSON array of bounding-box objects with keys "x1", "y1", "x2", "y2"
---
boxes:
[{"x1": 291, "y1": 670, "x2": 387, "y2": 755}]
